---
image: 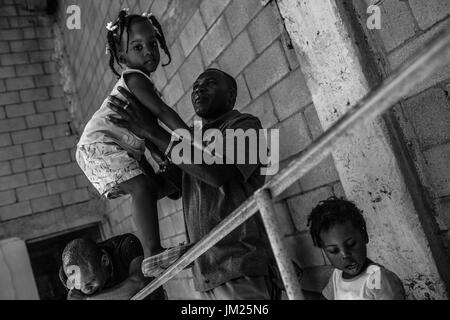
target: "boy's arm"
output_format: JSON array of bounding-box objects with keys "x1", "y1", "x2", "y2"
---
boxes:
[
  {"x1": 123, "y1": 73, "x2": 190, "y2": 133},
  {"x1": 85, "y1": 256, "x2": 148, "y2": 300}
]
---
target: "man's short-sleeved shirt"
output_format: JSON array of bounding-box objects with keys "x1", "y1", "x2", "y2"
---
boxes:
[
  {"x1": 164, "y1": 110, "x2": 274, "y2": 292},
  {"x1": 98, "y1": 233, "x2": 144, "y2": 288}
]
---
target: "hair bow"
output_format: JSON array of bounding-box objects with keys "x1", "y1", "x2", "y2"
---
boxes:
[{"x1": 106, "y1": 21, "x2": 118, "y2": 32}]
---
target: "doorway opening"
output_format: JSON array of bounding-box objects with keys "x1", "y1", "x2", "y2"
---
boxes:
[{"x1": 26, "y1": 224, "x2": 102, "y2": 300}]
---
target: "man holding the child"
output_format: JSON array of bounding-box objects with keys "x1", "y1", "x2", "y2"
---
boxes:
[{"x1": 107, "y1": 68, "x2": 281, "y2": 300}]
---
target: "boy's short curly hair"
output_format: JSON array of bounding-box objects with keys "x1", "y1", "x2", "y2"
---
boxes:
[{"x1": 307, "y1": 197, "x2": 368, "y2": 247}]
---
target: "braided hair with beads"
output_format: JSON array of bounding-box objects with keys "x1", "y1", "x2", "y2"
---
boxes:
[{"x1": 105, "y1": 9, "x2": 171, "y2": 78}]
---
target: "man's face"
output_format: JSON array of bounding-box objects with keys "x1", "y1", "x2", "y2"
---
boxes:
[
  {"x1": 66, "y1": 261, "x2": 108, "y2": 295},
  {"x1": 320, "y1": 221, "x2": 368, "y2": 279},
  {"x1": 191, "y1": 70, "x2": 234, "y2": 120},
  {"x1": 121, "y1": 19, "x2": 160, "y2": 74}
]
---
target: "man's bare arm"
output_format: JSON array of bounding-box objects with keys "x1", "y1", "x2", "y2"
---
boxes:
[{"x1": 85, "y1": 256, "x2": 148, "y2": 300}]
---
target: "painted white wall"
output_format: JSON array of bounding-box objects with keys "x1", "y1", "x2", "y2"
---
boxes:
[{"x1": 0, "y1": 238, "x2": 39, "y2": 300}]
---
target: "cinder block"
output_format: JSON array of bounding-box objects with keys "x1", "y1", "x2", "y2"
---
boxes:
[
  {"x1": 42, "y1": 166, "x2": 58, "y2": 181},
  {"x1": 22, "y1": 28, "x2": 36, "y2": 39},
  {"x1": 275, "y1": 112, "x2": 312, "y2": 161},
  {"x1": 20, "y1": 87, "x2": 49, "y2": 102},
  {"x1": 16, "y1": 63, "x2": 44, "y2": 77},
  {"x1": 241, "y1": 93, "x2": 278, "y2": 129},
  {"x1": 304, "y1": 104, "x2": 324, "y2": 140},
  {"x1": 0, "y1": 52, "x2": 29, "y2": 66},
  {"x1": 25, "y1": 155, "x2": 42, "y2": 170},
  {"x1": 423, "y1": 143, "x2": 450, "y2": 197},
  {"x1": 61, "y1": 188, "x2": 90, "y2": 206},
  {"x1": 0, "y1": 173, "x2": 28, "y2": 192},
  {"x1": 162, "y1": 73, "x2": 184, "y2": 107},
  {"x1": 199, "y1": 16, "x2": 232, "y2": 67},
  {"x1": 200, "y1": 0, "x2": 231, "y2": 28},
  {"x1": 52, "y1": 136, "x2": 77, "y2": 151},
  {"x1": 409, "y1": 0, "x2": 450, "y2": 30},
  {"x1": 41, "y1": 150, "x2": 71, "y2": 167},
  {"x1": 179, "y1": 10, "x2": 206, "y2": 57},
  {"x1": 0, "y1": 107, "x2": 4, "y2": 119},
  {"x1": 43, "y1": 62, "x2": 57, "y2": 74},
  {"x1": 47, "y1": 177, "x2": 77, "y2": 195},
  {"x1": 26, "y1": 112, "x2": 55, "y2": 128},
  {"x1": 34, "y1": 74, "x2": 60, "y2": 87},
  {"x1": 244, "y1": 41, "x2": 290, "y2": 99},
  {"x1": 9, "y1": 39, "x2": 39, "y2": 53},
  {"x1": 0, "y1": 42, "x2": 10, "y2": 54},
  {"x1": 0, "y1": 66, "x2": 16, "y2": 79},
  {"x1": 0, "y1": 133, "x2": 12, "y2": 147},
  {"x1": 0, "y1": 190, "x2": 16, "y2": 207},
  {"x1": 270, "y1": 69, "x2": 312, "y2": 121},
  {"x1": 5, "y1": 102, "x2": 35, "y2": 118},
  {"x1": 299, "y1": 156, "x2": 340, "y2": 192},
  {"x1": 164, "y1": 40, "x2": 185, "y2": 80},
  {"x1": 179, "y1": 47, "x2": 204, "y2": 91},
  {"x1": 0, "y1": 161, "x2": 12, "y2": 177},
  {"x1": 42, "y1": 123, "x2": 70, "y2": 139},
  {"x1": 35, "y1": 98, "x2": 66, "y2": 113},
  {"x1": 31, "y1": 194, "x2": 61, "y2": 213},
  {"x1": 0, "y1": 5, "x2": 17, "y2": 17},
  {"x1": 23, "y1": 140, "x2": 53, "y2": 156},
  {"x1": 29, "y1": 50, "x2": 53, "y2": 63},
  {"x1": 11, "y1": 128, "x2": 42, "y2": 144},
  {"x1": 55, "y1": 110, "x2": 71, "y2": 123},
  {"x1": 235, "y1": 75, "x2": 251, "y2": 110},
  {"x1": 48, "y1": 86, "x2": 64, "y2": 98},
  {"x1": 11, "y1": 158, "x2": 26, "y2": 173},
  {"x1": 248, "y1": 3, "x2": 282, "y2": 54},
  {"x1": 376, "y1": 0, "x2": 416, "y2": 52},
  {"x1": 0, "y1": 117, "x2": 26, "y2": 134},
  {"x1": 176, "y1": 91, "x2": 196, "y2": 123},
  {"x1": 224, "y1": 0, "x2": 262, "y2": 38},
  {"x1": 0, "y1": 91, "x2": 21, "y2": 106},
  {"x1": 17, "y1": 183, "x2": 48, "y2": 201},
  {"x1": 0, "y1": 29, "x2": 23, "y2": 41},
  {"x1": 0, "y1": 201, "x2": 32, "y2": 221},
  {"x1": 27, "y1": 169, "x2": 45, "y2": 184},
  {"x1": 0, "y1": 144, "x2": 23, "y2": 161},
  {"x1": 38, "y1": 38, "x2": 54, "y2": 50},
  {"x1": 388, "y1": 21, "x2": 450, "y2": 97},
  {"x1": 57, "y1": 162, "x2": 82, "y2": 178},
  {"x1": 218, "y1": 30, "x2": 255, "y2": 78},
  {"x1": 75, "y1": 174, "x2": 90, "y2": 188},
  {"x1": 287, "y1": 186, "x2": 334, "y2": 231},
  {"x1": 404, "y1": 88, "x2": 450, "y2": 149}
]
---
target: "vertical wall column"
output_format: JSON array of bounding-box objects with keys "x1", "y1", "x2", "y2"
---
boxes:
[{"x1": 277, "y1": 0, "x2": 447, "y2": 299}]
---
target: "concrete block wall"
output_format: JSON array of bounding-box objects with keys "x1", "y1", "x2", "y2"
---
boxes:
[
  {"x1": 355, "y1": 0, "x2": 450, "y2": 254},
  {"x1": 0, "y1": 0, "x2": 101, "y2": 244},
  {"x1": 56, "y1": 0, "x2": 343, "y2": 299}
]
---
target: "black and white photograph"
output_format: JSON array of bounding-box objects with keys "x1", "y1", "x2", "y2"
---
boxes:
[{"x1": 0, "y1": 0, "x2": 449, "y2": 309}]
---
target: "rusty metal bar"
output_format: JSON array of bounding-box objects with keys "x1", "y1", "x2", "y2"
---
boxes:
[
  {"x1": 131, "y1": 28, "x2": 450, "y2": 300},
  {"x1": 255, "y1": 188, "x2": 304, "y2": 300}
]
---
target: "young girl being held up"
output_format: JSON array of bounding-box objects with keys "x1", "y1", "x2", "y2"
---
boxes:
[{"x1": 76, "y1": 9, "x2": 190, "y2": 271}]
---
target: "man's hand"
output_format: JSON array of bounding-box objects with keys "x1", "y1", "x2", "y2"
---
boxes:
[
  {"x1": 107, "y1": 86, "x2": 158, "y2": 139},
  {"x1": 67, "y1": 289, "x2": 87, "y2": 300}
]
